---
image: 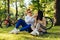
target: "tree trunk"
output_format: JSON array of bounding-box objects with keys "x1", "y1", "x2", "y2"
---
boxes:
[
  {"x1": 55, "y1": 0, "x2": 60, "y2": 25},
  {"x1": 7, "y1": 0, "x2": 11, "y2": 27},
  {"x1": 4, "y1": 0, "x2": 7, "y2": 19},
  {"x1": 7, "y1": 0, "x2": 10, "y2": 15},
  {"x1": 16, "y1": 0, "x2": 18, "y2": 20}
]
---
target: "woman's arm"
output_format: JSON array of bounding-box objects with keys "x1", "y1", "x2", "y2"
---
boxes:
[
  {"x1": 31, "y1": 18, "x2": 37, "y2": 30},
  {"x1": 42, "y1": 17, "x2": 46, "y2": 26}
]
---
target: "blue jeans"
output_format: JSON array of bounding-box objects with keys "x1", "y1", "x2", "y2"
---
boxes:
[{"x1": 15, "y1": 19, "x2": 32, "y2": 33}]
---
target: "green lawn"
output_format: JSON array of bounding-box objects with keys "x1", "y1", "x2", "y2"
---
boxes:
[{"x1": 0, "y1": 26, "x2": 60, "y2": 40}]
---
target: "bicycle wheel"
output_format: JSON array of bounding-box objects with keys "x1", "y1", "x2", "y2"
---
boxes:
[
  {"x1": 2, "y1": 20, "x2": 12, "y2": 28},
  {"x1": 45, "y1": 17, "x2": 53, "y2": 30},
  {"x1": 1, "y1": 20, "x2": 6, "y2": 27}
]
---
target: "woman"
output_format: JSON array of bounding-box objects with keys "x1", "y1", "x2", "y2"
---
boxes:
[{"x1": 31, "y1": 10, "x2": 47, "y2": 36}]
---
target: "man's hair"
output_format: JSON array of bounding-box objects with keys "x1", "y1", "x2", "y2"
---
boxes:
[
  {"x1": 27, "y1": 9, "x2": 32, "y2": 14},
  {"x1": 27, "y1": 9, "x2": 30, "y2": 12}
]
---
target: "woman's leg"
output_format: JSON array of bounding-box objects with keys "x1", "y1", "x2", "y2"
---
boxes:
[{"x1": 36, "y1": 23, "x2": 46, "y2": 32}]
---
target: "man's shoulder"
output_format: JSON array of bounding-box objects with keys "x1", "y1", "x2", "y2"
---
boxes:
[{"x1": 25, "y1": 15, "x2": 30, "y2": 18}]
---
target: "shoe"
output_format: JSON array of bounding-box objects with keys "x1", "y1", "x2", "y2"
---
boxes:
[
  {"x1": 39, "y1": 31, "x2": 48, "y2": 35},
  {"x1": 9, "y1": 28, "x2": 20, "y2": 34},
  {"x1": 39, "y1": 31, "x2": 44, "y2": 35},
  {"x1": 43, "y1": 31, "x2": 48, "y2": 34},
  {"x1": 30, "y1": 31, "x2": 36, "y2": 36},
  {"x1": 30, "y1": 29, "x2": 39, "y2": 36}
]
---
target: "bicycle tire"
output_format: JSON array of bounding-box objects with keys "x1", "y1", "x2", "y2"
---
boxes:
[{"x1": 45, "y1": 17, "x2": 53, "y2": 30}]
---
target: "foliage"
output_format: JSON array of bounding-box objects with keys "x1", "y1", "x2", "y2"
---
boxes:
[
  {"x1": 31, "y1": 0, "x2": 55, "y2": 18},
  {"x1": 0, "y1": 0, "x2": 55, "y2": 19},
  {"x1": 0, "y1": 0, "x2": 6, "y2": 20}
]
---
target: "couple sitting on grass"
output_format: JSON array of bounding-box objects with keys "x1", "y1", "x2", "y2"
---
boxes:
[{"x1": 9, "y1": 9, "x2": 47, "y2": 36}]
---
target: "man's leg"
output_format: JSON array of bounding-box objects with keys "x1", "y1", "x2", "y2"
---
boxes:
[
  {"x1": 16, "y1": 19, "x2": 27, "y2": 28},
  {"x1": 9, "y1": 19, "x2": 28, "y2": 34},
  {"x1": 20, "y1": 24, "x2": 32, "y2": 33}
]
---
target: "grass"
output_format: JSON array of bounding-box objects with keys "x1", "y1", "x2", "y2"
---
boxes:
[{"x1": 0, "y1": 26, "x2": 60, "y2": 40}]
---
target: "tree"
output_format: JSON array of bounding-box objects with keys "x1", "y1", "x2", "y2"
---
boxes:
[
  {"x1": 55, "y1": 0, "x2": 60, "y2": 25},
  {"x1": 31, "y1": 0, "x2": 55, "y2": 18},
  {"x1": 15, "y1": 0, "x2": 18, "y2": 20}
]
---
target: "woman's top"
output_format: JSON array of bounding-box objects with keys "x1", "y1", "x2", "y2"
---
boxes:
[{"x1": 31, "y1": 17, "x2": 46, "y2": 30}]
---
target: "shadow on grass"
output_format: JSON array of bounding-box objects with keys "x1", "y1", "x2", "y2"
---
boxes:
[
  {"x1": 39, "y1": 32, "x2": 60, "y2": 38},
  {"x1": 19, "y1": 36, "x2": 40, "y2": 40},
  {"x1": 16, "y1": 32, "x2": 60, "y2": 38}
]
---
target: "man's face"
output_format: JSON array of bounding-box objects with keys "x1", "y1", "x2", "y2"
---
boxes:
[{"x1": 27, "y1": 10, "x2": 32, "y2": 16}]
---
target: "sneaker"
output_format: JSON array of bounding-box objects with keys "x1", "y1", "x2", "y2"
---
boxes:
[
  {"x1": 9, "y1": 28, "x2": 20, "y2": 34},
  {"x1": 30, "y1": 31, "x2": 36, "y2": 36},
  {"x1": 30, "y1": 29, "x2": 39, "y2": 36},
  {"x1": 42, "y1": 31, "x2": 48, "y2": 34},
  {"x1": 39, "y1": 31, "x2": 44, "y2": 35}
]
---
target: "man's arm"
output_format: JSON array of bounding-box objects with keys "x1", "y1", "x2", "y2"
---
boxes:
[{"x1": 25, "y1": 16, "x2": 34, "y2": 23}]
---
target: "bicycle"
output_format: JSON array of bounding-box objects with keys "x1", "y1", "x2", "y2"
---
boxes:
[{"x1": 44, "y1": 17, "x2": 53, "y2": 30}]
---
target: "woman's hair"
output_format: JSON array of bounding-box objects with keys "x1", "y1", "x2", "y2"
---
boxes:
[{"x1": 37, "y1": 10, "x2": 43, "y2": 21}]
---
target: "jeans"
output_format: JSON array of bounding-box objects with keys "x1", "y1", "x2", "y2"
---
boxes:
[{"x1": 15, "y1": 19, "x2": 32, "y2": 33}]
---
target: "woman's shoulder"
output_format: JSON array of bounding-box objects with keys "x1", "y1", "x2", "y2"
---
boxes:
[
  {"x1": 43, "y1": 17, "x2": 46, "y2": 20},
  {"x1": 43, "y1": 17, "x2": 45, "y2": 19}
]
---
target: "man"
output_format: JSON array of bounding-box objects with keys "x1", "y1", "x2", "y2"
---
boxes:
[{"x1": 9, "y1": 9, "x2": 35, "y2": 34}]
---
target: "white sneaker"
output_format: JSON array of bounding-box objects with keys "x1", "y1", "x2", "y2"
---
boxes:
[
  {"x1": 9, "y1": 28, "x2": 20, "y2": 34},
  {"x1": 35, "y1": 30, "x2": 39, "y2": 36},
  {"x1": 31, "y1": 31, "x2": 36, "y2": 36},
  {"x1": 30, "y1": 29, "x2": 39, "y2": 36}
]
